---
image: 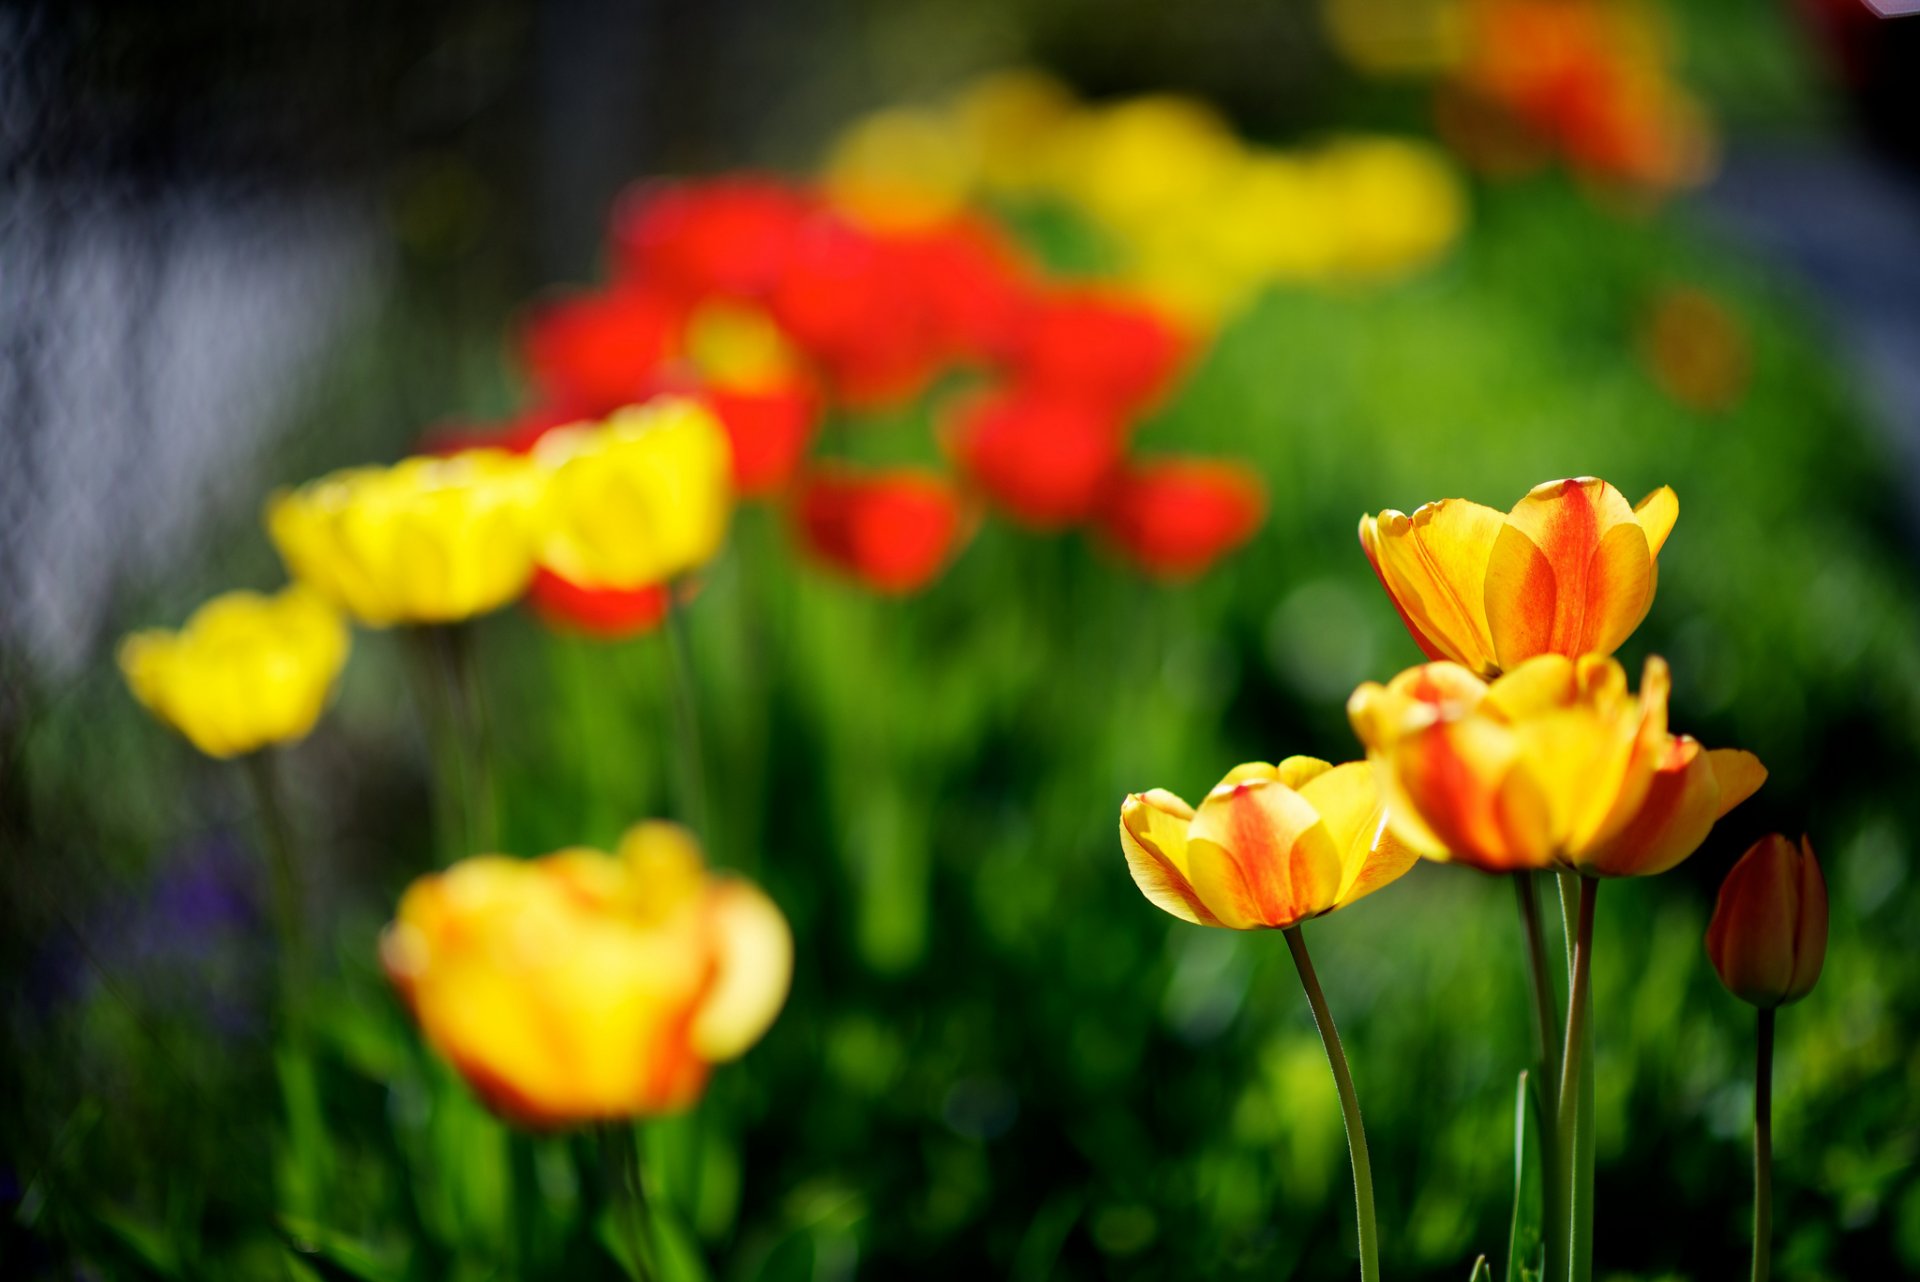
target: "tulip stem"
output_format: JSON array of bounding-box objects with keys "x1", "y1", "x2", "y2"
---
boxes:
[
  {"x1": 602, "y1": 1123, "x2": 661, "y2": 1282},
  {"x1": 662, "y1": 595, "x2": 711, "y2": 843},
  {"x1": 1752, "y1": 1007, "x2": 1775, "y2": 1282},
  {"x1": 1284, "y1": 926, "x2": 1380, "y2": 1282},
  {"x1": 242, "y1": 749, "x2": 306, "y2": 1012},
  {"x1": 1515, "y1": 871, "x2": 1564, "y2": 1277},
  {"x1": 441, "y1": 622, "x2": 498, "y2": 854},
  {"x1": 1555, "y1": 875, "x2": 1598, "y2": 1282}
]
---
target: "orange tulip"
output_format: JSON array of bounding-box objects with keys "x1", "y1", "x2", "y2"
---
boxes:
[
  {"x1": 1348, "y1": 653, "x2": 1763, "y2": 875},
  {"x1": 1706, "y1": 835, "x2": 1827, "y2": 1009},
  {"x1": 1120, "y1": 757, "x2": 1416, "y2": 929},
  {"x1": 381, "y1": 822, "x2": 791, "y2": 1128},
  {"x1": 1358, "y1": 476, "x2": 1678, "y2": 677}
]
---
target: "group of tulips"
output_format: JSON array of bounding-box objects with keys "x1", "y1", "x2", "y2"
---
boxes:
[{"x1": 1122, "y1": 475, "x2": 1825, "y2": 1281}]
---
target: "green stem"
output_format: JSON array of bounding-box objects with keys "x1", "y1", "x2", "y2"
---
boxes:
[
  {"x1": 404, "y1": 627, "x2": 469, "y2": 865},
  {"x1": 601, "y1": 1123, "x2": 660, "y2": 1282},
  {"x1": 1555, "y1": 875, "x2": 1598, "y2": 1282},
  {"x1": 1284, "y1": 925, "x2": 1380, "y2": 1282},
  {"x1": 662, "y1": 595, "x2": 711, "y2": 843},
  {"x1": 440, "y1": 623, "x2": 497, "y2": 853},
  {"x1": 1752, "y1": 1008, "x2": 1775, "y2": 1282},
  {"x1": 242, "y1": 750, "x2": 306, "y2": 1015},
  {"x1": 1516, "y1": 872, "x2": 1565, "y2": 1276}
]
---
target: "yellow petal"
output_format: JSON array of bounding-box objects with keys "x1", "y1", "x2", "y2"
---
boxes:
[
  {"x1": 1274, "y1": 756, "x2": 1333, "y2": 789},
  {"x1": 1189, "y1": 778, "x2": 1343, "y2": 927},
  {"x1": 1634, "y1": 486, "x2": 1679, "y2": 557},
  {"x1": 1298, "y1": 762, "x2": 1418, "y2": 908},
  {"x1": 1120, "y1": 790, "x2": 1217, "y2": 926},
  {"x1": 689, "y1": 880, "x2": 794, "y2": 1061},
  {"x1": 1364, "y1": 500, "x2": 1505, "y2": 675},
  {"x1": 1709, "y1": 749, "x2": 1768, "y2": 819},
  {"x1": 1487, "y1": 478, "x2": 1653, "y2": 665}
]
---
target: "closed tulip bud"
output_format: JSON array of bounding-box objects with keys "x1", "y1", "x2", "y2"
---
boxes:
[
  {"x1": 535, "y1": 397, "x2": 734, "y2": 590},
  {"x1": 268, "y1": 449, "x2": 543, "y2": 627},
  {"x1": 119, "y1": 586, "x2": 349, "y2": 759},
  {"x1": 1707, "y1": 835, "x2": 1827, "y2": 1009},
  {"x1": 381, "y1": 822, "x2": 792, "y2": 1128},
  {"x1": 1121, "y1": 757, "x2": 1417, "y2": 929},
  {"x1": 1359, "y1": 476, "x2": 1678, "y2": 677},
  {"x1": 793, "y1": 465, "x2": 968, "y2": 595},
  {"x1": 1349, "y1": 653, "x2": 1761, "y2": 875}
]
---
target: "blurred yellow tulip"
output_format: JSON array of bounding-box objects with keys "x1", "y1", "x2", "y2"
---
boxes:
[
  {"x1": 1121, "y1": 756, "x2": 1416, "y2": 929},
  {"x1": 822, "y1": 106, "x2": 975, "y2": 232},
  {"x1": 267, "y1": 449, "x2": 542, "y2": 627},
  {"x1": 535, "y1": 397, "x2": 734, "y2": 590},
  {"x1": 1707, "y1": 834, "x2": 1827, "y2": 1010},
  {"x1": 1359, "y1": 476, "x2": 1678, "y2": 677},
  {"x1": 950, "y1": 68, "x2": 1080, "y2": 193},
  {"x1": 1314, "y1": 137, "x2": 1466, "y2": 277},
  {"x1": 119, "y1": 585, "x2": 350, "y2": 759},
  {"x1": 1348, "y1": 653, "x2": 1762, "y2": 876},
  {"x1": 381, "y1": 821, "x2": 791, "y2": 1127}
]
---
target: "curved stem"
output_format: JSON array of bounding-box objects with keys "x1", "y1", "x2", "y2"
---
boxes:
[
  {"x1": 1515, "y1": 872, "x2": 1564, "y2": 1276},
  {"x1": 1752, "y1": 1008, "x2": 1775, "y2": 1282},
  {"x1": 602, "y1": 1123, "x2": 660, "y2": 1282},
  {"x1": 1555, "y1": 875, "x2": 1598, "y2": 1282},
  {"x1": 1284, "y1": 926, "x2": 1380, "y2": 1282}
]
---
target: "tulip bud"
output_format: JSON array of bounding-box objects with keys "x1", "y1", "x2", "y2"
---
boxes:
[{"x1": 1706, "y1": 835, "x2": 1827, "y2": 1009}]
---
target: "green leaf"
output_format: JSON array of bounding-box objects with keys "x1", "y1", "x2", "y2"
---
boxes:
[
  {"x1": 1506, "y1": 1070, "x2": 1546, "y2": 1282},
  {"x1": 1469, "y1": 1255, "x2": 1494, "y2": 1282},
  {"x1": 276, "y1": 1215, "x2": 407, "y2": 1282}
]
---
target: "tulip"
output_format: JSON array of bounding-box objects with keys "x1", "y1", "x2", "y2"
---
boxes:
[
  {"x1": 268, "y1": 449, "x2": 543, "y2": 627},
  {"x1": 535, "y1": 398, "x2": 734, "y2": 591},
  {"x1": 381, "y1": 822, "x2": 791, "y2": 1127},
  {"x1": 675, "y1": 302, "x2": 820, "y2": 495},
  {"x1": 1707, "y1": 834, "x2": 1827, "y2": 1011},
  {"x1": 768, "y1": 216, "x2": 943, "y2": 410},
  {"x1": 1120, "y1": 757, "x2": 1416, "y2": 930},
  {"x1": 119, "y1": 585, "x2": 349, "y2": 760},
  {"x1": 896, "y1": 215, "x2": 1036, "y2": 366},
  {"x1": 948, "y1": 389, "x2": 1124, "y2": 530},
  {"x1": 526, "y1": 567, "x2": 671, "y2": 640},
  {"x1": 1005, "y1": 289, "x2": 1189, "y2": 418},
  {"x1": 1347, "y1": 653, "x2": 1761, "y2": 876},
  {"x1": 519, "y1": 287, "x2": 685, "y2": 418},
  {"x1": 703, "y1": 385, "x2": 818, "y2": 497},
  {"x1": 821, "y1": 107, "x2": 974, "y2": 233},
  {"x1": 1120, "y1": 756, "x2": 1408, "y2": 1282},
  {"x1": 610, "y1": 176, "x2": 815, "y2": 303},
  {"x1": 1095, "y1": 458, "x2": 1266, "y2": 580},
  {"x1": 1358, "y1": 476, "x2": 1679, "y2": 677},
  {"x1": 792, "y1": 465, "x2": 966, "y2": 595}
]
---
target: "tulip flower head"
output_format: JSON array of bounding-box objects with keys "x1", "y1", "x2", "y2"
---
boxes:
[
  {"x1": 535, "y1": 397, "x2": 734, "y2": 590},
  {"x1": 1096, "y1": 458, "x2": 1267, "y2": 580},
  {"x1": 1359, "y1": 476, "x2": 1677, "y2": 677},
  {"x1": 1121, "y1": 757, "x2": 1417, "y2": 929},
  {"x1": 268, "y1": 449, "x2": 543, "y2": 627},
  {"x1": 1348, "y1": 653, "x2": 1763, "y2": 875},
  {"x1": 381, "y1": 822, "x2": 792, "y2": 1128},
  {"x1": 119, "y1": 586, "x2": 350, "y2": 759},
  {"x1": 949, "y1": 389, "x2": 1124, "y2": 530},
  {"x1": 1707, "y1": 834, "x2": 1827, "y2": 1009}
]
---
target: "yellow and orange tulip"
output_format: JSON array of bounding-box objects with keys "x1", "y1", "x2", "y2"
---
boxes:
[
  {"x1": 268, "y1": 449, "x2": 543, "y2": 627},
  {"x1": 119, "y1": 585, "x2": 350, "y2": 759},
  {"x1": 1120, "y1": 757, "x2": 1417, "y2": 929},
  {"x1": 381, "y1": 822, "x2": 791, "y2": 1128},
  {"x1": 1706, "y1": 834, "x2": 1827, "y2": 1009},
  {"x1": 1359, "y1": 477, "x2": 1678, "y2": 677},
  {"x1": 1348, "y1": 653, "x2": 1763, "y2": 875}
]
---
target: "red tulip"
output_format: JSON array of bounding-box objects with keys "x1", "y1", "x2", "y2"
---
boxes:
[
  {"x1": 897, "y1": 215, "x2": 1037, "y2": 366},
  {"x1": 1005, "y1": 290, "x2": 1190, "y2": 417},
  {"x1": 768, "y1": 217, "x2": 942, "y2": 411},
  {"x1": 704, "y1": 384, "x2": 818, "y2": 497},
  {"x1": 526, "y1": 566, "x2": 672, "y2": 640},
  {"x1": 610, "y1": 176, "x2": 816, "y2": 303},
  {"x1": 1097, "y1": 458, "x2": 1266, "y2": 579},
  {"x1": 519, "y1": 287, "x2": 684, "y2": 417},
  {"x1": 793, "y1": 466, "x2": 966, "y2": 594},
  {"x1": 948, "y1": 389, "x2": 1124, "y2": 530}
]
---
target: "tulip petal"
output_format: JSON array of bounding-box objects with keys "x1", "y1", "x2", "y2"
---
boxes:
[
  {"x1": 1576, "y1": 737, "x2": 1719, "y2": 878},
  {"x1": 1298, "y1": 762, "x2": 1418, "y2": 907},
  {"x1": 1120, "y1": 790, "x2": 1219, "y2": 926},
  {"x1": 1364, "y1": 500, "x2": 1505, "y2": 674},
  {"x1": 1788, "y1": 836, "x2": 1828, "y2": 1003},
  {"x1": 1275, "y1": 756, "x2": 1333, "y2": 789},
  {"x1": 1487, "y1": 478, "x2": 1652, "y2": 665},
  {"x1": 690, "y1": 880, "x2": 795, "y2": 1061},
  {"x1": 1634, "y1": 486, "x2": 1679, "y2": 557},
  {"x1": 1708, "y1": 749, "x2": 1768, "y2": 819},
  {"x1": 1189, "y1": 779, "x2": 1343, "y2": 928}
]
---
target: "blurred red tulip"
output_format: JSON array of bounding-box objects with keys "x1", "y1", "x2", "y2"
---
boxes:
[
  {"x1": 611, "y1": 176, "x2": 816, "y2": 303},
  {"x1": 526, "y1": 566, "x2": 672, "y2": 639},
  {"x1": 793, "y1": 466, "x2": 966, "y2": 594},
  {"x1": 948, "y1": 389, "x2": 1124, "y2": 530},
  {"x1": 1006, "y1": 290, "x2": 1189, "y2": 417},
  {"x1": 705, "y1": 384, "x2": 819, "y2": 496},
  {"x1": 898, "y1": 215, "x2": 1037, "y2": 366},
  {"x1": 519, "y1": 287, "x2": 684, "y2": 417},
  {"x1": 1097, "y1": 458, "x2": 1267, "y2": 579},
  {"x1": 769, "y1": 217, "x2": 942, "y2": 411}
]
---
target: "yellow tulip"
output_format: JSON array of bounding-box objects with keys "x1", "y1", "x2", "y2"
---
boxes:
[
  {"x1": 535, "y1": 397, "x2": 733, "y2": 590},
  {"x1": 119, "y1": 585, "x2": 350, "y2": 759},
  {"x1": 822, "y1": 107, "x2": 975, "y2": 232},
  {"x1": 949, "y1": 68, "x2": 1080, "y2": 193},
  {"x1": 1120, "y1": 757, "x2": 1417, "y2": 929},
  {"x1": 1706, "y1": 834, "x2": 1827, "y2": 1009},
  {"x1": 1314, "y1": 137, "x2": 1466, "y2": 278},
  {"x1": 381, "y1": 822, "x2": 791, "y2": 1127},
  {"x1": 1359, "y1": 476, "x2": 1678, "y2": 677},
  {"x1": 1347, "y1": 653, "x2": 1763, "y2": 875},
  {"x1": 1049, "y1": 95, "x2": 1247, "y2": 235},
  {"x1": 267, "y1": 449, "x2": 542, "y2": 627}
]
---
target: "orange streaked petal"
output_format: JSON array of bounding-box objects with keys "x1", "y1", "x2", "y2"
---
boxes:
[
  {"x1": 1365, "y1": 500, "x2": 1506, "y2": 674},
  {"x1": 1120, "y1": 790, "x2": 1218, "y2": 926},
  {"x1": 1487, "y1": 478, "x2": 1652, "y2": 665},
  {"x1": 1189, "y1": 779, "x2": 1343, "y2": 927}
]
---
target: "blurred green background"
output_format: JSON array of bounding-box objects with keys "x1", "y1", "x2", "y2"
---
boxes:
[{"x1": 5, "y1": 1, "x2": 1920, "y2": 1279}]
